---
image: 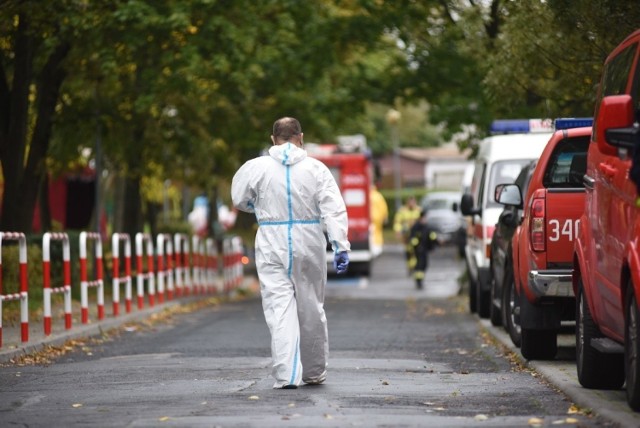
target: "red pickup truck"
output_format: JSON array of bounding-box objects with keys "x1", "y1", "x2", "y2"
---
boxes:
[
  {"x1": 573, "y1": 29, "x2": 640, "y2": 411},
  {"x1": 495, "y1": 119, "x2": 591, "y2": 360}
]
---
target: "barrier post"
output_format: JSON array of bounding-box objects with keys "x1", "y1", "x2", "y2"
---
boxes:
[
  {"x1": 79, "y1": 232, "x2": 104, "y2": 324},
  {"x1": 42, "y1": 232, "x2": 72, "y2": 336},
  {"x1": 135, "y1": 233, "x2": 155, "y2": 308},
  {"x1": 205, "y1": 238, "x2": 219, "y2": 294},
  {"x1": 232, "y1": 236, "x2": 244, "y2": 289},
  {"x1": 174, "y1": 234, "x2": 192, "y2": 296},
  {"x1": 112, "y1": 233, "x2": 132, "y2": 316},
  {"x1": 222, "y1": 237, "x2": 231, "y2": 293},
  {"x1": 192, "y1": 235, "x2": 206, "y2": 295},
  {"x1": 0, "y1": 232, "x2": 28, "y2": 346},
  {"x1": 156, "y1": 233, "x2": 174, "y2": 302}
]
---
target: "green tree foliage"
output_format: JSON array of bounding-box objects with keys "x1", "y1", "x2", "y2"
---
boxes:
[
  {"x1": 483, "y1": 0, "x2": 640, "y2": 120},
  {"x1": 2, "y1": 0, "x2": 639, "y2": 235}
]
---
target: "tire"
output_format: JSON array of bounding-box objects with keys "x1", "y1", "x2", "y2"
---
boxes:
[
  {"x1": 502, "y1": 265, "x2": 521, "y2": 347},
  {"x1": 575, "y1": 279, "x2": 624, "y2": 389},
  {"x1": 476, "y1": 270, "x2": 491, "y2": 319},
  {"x1": 490, "y1": 274, "x2": 502, "y2": 326},
  {"x1": 468, "y1": 267, "x2": 477, "y2": 314},
  {"x1": 521, "y1": 328, "x2": 557, "y2": 360},
  {"x1": 626, "y1": 284, "x2": 640, "y2": 410}
]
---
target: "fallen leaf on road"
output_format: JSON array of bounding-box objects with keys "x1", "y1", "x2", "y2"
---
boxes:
[
  {"x1": 382, "y1": 380, "x2": 389, "y2": 385},
  {"x1": 474, "y1": 414, "x2": 488, "y2": 421},
  {"x1": 72, "y1": 403, "x2": 83, "y2": 408},
  {"x1": 565, "y1": 418, "x2": 579, "y2": 424},
  {"x1": 288, "y1": 403, "x2": 295, "y2": 408},
  {"x1": 528, "y1": 417, "x2": 544, "y2": 426},
  {"x1": 567, "y1": 405, "x2": 579, "y2": 414},
  {"x1": 248, "y1": 395, "x2": 260, "y2": 400},
  {"x1": 324, "y1": 414, "x2": 333, "y2": 420},
  {"x1": 159, "y1": 416, "x2": 170, "y2": 421}
]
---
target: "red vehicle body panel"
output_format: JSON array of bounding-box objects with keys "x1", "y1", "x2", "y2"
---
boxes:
[
  {"x1": 514, "y1": 127, "x2": 591, "y2": 303},
  {"x1": 308, "y1": 146, "x2": 373, "y2": 271}
]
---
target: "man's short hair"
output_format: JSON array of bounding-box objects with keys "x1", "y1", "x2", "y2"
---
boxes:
[{"x1": 273, "y1": 117, "x2": 302, "y2": 142}]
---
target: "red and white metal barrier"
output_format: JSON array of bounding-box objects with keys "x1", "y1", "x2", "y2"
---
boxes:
[
  {"x1": 191, "y1": 236, "x2": 206, "y2": 295},
  {"x1": 232, "y1": 236, "x2": 244, "y2": 289},
  {"x1": 223, "y1": 236, "x2": 244, "y2": 292},
  {"x1": 174, "y1": 233, "x2": 192, "y2": 296},
  {"x1": 156, "y1": 233, "x2": 174, "y2": 302},
  {"x1": 79, "y1": 232, "x2": 104, "y2": 324},
  {"x1": 0, "y1": 232, "x2": 28, "y2": 346},
  {"x1": 42, "y1": 232, "x2": 72, "y2": 336},
  {"x1": 135, "y1": 233, "x2": 155, "y2": 308},
  {"x1": 112, "y1": 233, "x2": 132, "y2": 316},
  {"x1": 205, "y1": 238, "x2": 219, "y2": 294}
]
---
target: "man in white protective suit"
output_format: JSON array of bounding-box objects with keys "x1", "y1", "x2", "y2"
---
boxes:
[{"x1": 231, "y1": 117, "x2": 350, "y2": 389}]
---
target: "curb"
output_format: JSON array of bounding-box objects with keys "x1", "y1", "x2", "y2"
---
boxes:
[{"x1": 480, "y1": 319, "x2": 640, "y2": 427}]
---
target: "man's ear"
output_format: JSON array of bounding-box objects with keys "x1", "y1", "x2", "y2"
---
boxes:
[{"x1": 270, "y1": 135, "x2": 276, "y2": 145}]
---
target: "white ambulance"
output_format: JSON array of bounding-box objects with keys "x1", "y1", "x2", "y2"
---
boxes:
[{"x1": 460, "y1": 119, "x2": 553, "y2": 318}]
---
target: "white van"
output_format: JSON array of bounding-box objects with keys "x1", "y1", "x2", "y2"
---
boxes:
[{"x1": 460, "y1": 119, "x2": 553, "y2": 318}]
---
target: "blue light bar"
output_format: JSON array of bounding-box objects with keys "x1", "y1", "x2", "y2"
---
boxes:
[
  {"x1": 554, "y1": 117, "x2": 593, "y2": 130},
  {"x1": 490, "y1": 119, "x2": 554, "y2": 134},
  {"x1": 490, "y1": 119, "x2": 530, "y2": 134}
]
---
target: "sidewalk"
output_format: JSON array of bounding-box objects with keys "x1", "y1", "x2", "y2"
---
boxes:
[{"x1": 0, "y1": 276, "x2": 259, "y2": 364}]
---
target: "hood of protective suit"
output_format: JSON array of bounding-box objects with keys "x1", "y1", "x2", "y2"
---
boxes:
[{"x1": 269, "y1": 143, "x2": 307, "y2": 165}]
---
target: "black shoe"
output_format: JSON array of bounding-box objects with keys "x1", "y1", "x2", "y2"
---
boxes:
[{"x1": 281, "y1": 384, "x2": 298, "y2": 389}]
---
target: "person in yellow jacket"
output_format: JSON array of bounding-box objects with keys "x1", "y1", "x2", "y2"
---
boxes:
[
  {"x1": 370, "y1": 184, "x2": 388, "y2": 257},
  {"x1": 393, "y1": 196, "x2": 421, "y2": 272}
]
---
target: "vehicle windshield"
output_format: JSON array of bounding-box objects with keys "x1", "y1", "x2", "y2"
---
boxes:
[{"x1": 487, "y1": 160, "x2": 531, "y2": 208}]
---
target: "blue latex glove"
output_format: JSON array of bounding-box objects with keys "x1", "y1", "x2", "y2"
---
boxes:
[{"x1": 333, "y1": 251, "x2": 349, "y2": 274}]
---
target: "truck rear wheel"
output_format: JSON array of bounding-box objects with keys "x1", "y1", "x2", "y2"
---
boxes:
[
  {"x1": 476, "y1": 269, "x2": 491, "y2": 319},
  {"x1": 502, "y1": 264, "x2": 521, "y2": 347},
  {"x1": 521, "y1": 328, "x2": 557, "y2": 360},
  {"x1": 576, "y1": 279, "x2": 624, "y2": 389},
  {"x1": 489, "y1": 274, "x2": 502, "y2": 326},
  {"x1": 625, "y1": 284, "x2": 640, "y2": 410},
  {"x1": 467, "y1": 266, "x2": 477, "y2": 314}
]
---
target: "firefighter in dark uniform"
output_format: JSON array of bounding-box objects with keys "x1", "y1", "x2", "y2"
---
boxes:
[{"x1": 408, "y1": 209, "x2": 438, "y2": 289}]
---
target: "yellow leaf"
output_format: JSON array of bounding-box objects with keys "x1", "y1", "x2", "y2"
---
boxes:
[
  {"x1": 528, "y1": 417, "x2": 544, "y2": 426},
  {"x1": 248, "y1": 395, "x2": 260, "y2": 400},
  {"x1": 159, "y1": 416, "x2": 170, "y2": 422},
  {"x1": 567, "y1": 405, "x2": 579, "y2": 414},
  {"x1": 72, "y1": 403, "x2": 83, "y2": 408}
]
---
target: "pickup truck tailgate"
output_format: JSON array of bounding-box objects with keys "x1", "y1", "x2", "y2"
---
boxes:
[{"x1": 545, "y1": 188, "x2": 585, "y2": 263}]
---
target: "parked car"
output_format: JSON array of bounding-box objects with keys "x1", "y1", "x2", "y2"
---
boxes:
[
  {"x1": 496, "y1": 120, "x2": 591, "y2": 359},
  {"x1": 573, "y1": 29, "x2": 640, "y2": 410},
  {"x1": 461, "y1": 120, "x2": 553, "y2": 318},
  {"x1": 489, "y1": 160, "x2": 537, "y2": 332},
  {"x1": 421, "y1": 191, "x2": 466, "y2": 257}
]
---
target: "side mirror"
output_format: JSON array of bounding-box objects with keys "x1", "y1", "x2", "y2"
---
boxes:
[
  {"x1": 452, "y1": 202, "x2": 459, "y2": 212},
  {"x1": 596, "y1": 95, "x2": 635, "y2": 155},
  {"x1": 460, "y1": 193, "x2": 479, "y2": 216},
  {"x1": 495, "y1": 183, "x2": 522, "y2": 208}
]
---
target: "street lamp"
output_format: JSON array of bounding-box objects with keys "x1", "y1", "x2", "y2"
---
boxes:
[{"x1": 386, "y1": 109, "x2": 402, "y2": 211}]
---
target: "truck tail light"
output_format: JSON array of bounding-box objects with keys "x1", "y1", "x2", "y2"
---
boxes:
[{"x1": 530, "y1": 198, "x2": 546, "y2": 252}]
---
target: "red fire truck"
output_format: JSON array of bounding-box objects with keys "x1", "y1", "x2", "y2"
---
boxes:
[{"x1": 307, "y1": 136, "x2": 373, "y2": 276}]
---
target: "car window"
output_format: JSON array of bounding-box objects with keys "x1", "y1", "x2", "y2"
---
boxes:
[
  {"x1": 487, "y1": 160, "x2": 530, "y2": 208},
  {"x1": 542, "y1": 136, "x2": 590, "y2": 188}
]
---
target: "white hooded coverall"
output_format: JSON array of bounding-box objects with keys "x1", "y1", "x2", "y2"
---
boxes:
[{"x1": 231, "y1": 143, "x2": 350, "y2": 388}]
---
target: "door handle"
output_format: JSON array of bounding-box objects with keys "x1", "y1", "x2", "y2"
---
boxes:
[{"x1": 598, "y1": 163, "x2": 617, "y2": 177}]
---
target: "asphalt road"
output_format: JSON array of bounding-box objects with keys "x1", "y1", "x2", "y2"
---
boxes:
[{"x1": 0, "y1": 244, "x2": 627, "y2": 427}]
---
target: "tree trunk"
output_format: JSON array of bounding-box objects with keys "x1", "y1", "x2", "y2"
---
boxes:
[
  {"x1": 0, "y1": 12, "x2": 70, "y2": 233},
  {"x1": 122, "y1": 175, "x2": 142, "y2": 240},
  {"x1": 0, "y1": 15, "x2": 32, "y2": 232}
]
